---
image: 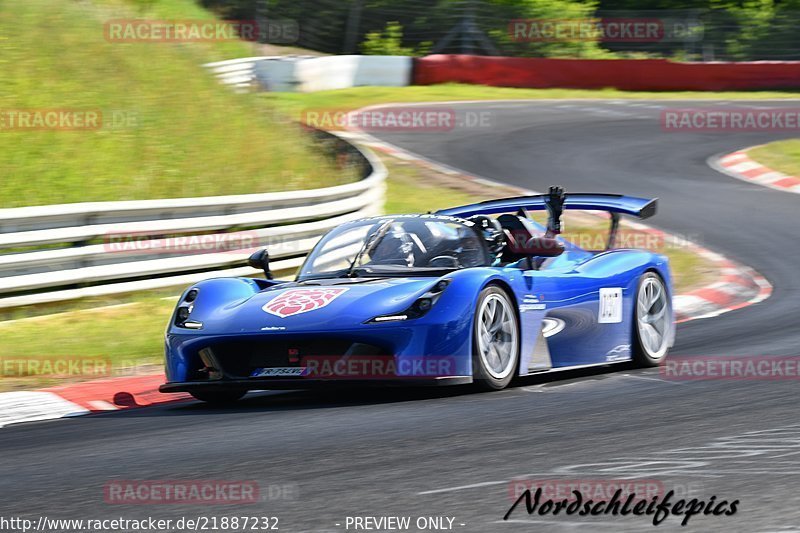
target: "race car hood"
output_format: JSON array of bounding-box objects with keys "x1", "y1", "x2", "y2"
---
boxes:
[{"x1": 186, "y1": 278, "x2": 441, "y2": 334}]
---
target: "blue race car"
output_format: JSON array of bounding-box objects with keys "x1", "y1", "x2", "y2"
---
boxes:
[{"x1": 160, "y1": 187, "x2": 674, "y2": 403}]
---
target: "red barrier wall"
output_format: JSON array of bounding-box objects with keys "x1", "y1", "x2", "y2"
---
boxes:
[{"x1": 414, "y1": 55, "x2": 800, "y2": 91}]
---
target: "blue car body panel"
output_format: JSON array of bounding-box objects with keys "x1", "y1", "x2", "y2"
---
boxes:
[{"x1": 161, "y1": 194, "x2": 674, "y2": 392}]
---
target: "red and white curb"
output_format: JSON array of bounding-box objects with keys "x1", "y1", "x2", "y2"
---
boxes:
[
  {"x1": 672, "y1": 249, "x2": 772, "y2": 322},
  {"x1": 712, "y1": 148, "x2": 800, "y2": 193},
  {"x1": 0, "y1": 375, "x2": 189, "y2": 429},
  {"x1": 0, "y1": 391, "x2": 91, "y2": 428},
  {"x1": 616, "y1": 219, "x2": 771, "y2": 323}
]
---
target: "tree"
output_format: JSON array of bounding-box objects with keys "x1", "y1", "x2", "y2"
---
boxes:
[{"x1": 361, "y1": 22, "x2": 415, "y2": 55}]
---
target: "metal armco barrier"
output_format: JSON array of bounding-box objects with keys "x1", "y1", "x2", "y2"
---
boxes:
[{"x1": 0, "y1": 131, "x2": 386, "y2": 309}]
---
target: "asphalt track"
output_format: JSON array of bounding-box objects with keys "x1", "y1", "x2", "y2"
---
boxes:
[{"x1": 2, "y1": 100, "x2": 799, "y2": 532}]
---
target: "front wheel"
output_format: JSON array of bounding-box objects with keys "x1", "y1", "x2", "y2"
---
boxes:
[
  {"x1": 472, "y1": 286, "x2": 520, "y2": 390},
  {"x1": 633, "y1": 272, "x2": 671, "y2": 366},
  {"x1": 190, "y1": 390, "x2": 246, "y2": 405}
]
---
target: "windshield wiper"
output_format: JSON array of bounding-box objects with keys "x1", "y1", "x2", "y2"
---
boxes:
[{"x1": 347, "y1": 220, "x2": 393, "y2": 277}]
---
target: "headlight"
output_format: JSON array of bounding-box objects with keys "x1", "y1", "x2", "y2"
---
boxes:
[
  {"x1": 176, "y1": 306, "x2": 191, "y2": 323},
  {"x1": 174, "y1": 288, "x2": 203, "y2": 329},
  {"x1": 368, "y1": 279, "x2": 451, "y2": 323}
]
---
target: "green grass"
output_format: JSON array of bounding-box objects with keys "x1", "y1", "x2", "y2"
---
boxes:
[
  {"x1": 748, "y1": 140, "x2": 800, "y2": 177},
  {"x1": 0, "y1": 295, "x2": 174, "y2": 391},
  {"x1": 668, "y1": 248, "x2": 716, "y2": 295},
  {"x1": 383, "y1": 161, "x2": 477, "y2": 214},
  {"x1": 0, "y1": 0, "x2": 344, "y2": 208},
  {"x1": 264, "y1": 84, "x2": 800, "y2": 121}
]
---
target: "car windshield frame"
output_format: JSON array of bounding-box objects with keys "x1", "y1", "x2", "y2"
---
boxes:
[{"x1": 296, "y1": 215, "x2": 491, "y2": 281}]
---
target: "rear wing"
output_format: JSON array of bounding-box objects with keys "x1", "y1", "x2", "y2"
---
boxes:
[
  {"x1": 437, "y1": 187, "x2": 658, "y2": 251},
  {"x1": 436, "y1": 192, "x2": 657, "y2": 220}
]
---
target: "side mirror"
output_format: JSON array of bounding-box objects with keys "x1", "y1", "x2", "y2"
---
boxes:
[{"x1": 248, "y1": 249, "x2": 273, "y2": 280}]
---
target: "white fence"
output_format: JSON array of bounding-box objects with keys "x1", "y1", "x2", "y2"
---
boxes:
[
  {"x1": 256, "y1": 55, "x2": 413, "y2": 92},
  {"x1": 204, "y1": 56, "x2": 267, "y2": 92},
  {"x1": 205, "y1": 56, "x2": 413, "y2": 93},
  {"x1": 0, "y1": 134, "x2": 386, "y2": 309}
]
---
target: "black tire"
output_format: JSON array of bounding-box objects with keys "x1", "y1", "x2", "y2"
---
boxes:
[
  {"x1": 472, "y1": 285, "x2": 520, "y2": 390},
  {"x1": 190, "y1": 390, "x2": 246, "y2": 405},
  {"x1": 632, "y1": 272, "x2": 671, "y2": 367}
]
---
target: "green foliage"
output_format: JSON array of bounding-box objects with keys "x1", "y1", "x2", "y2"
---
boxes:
[
  {"x1": 130, "y1": 0, "x2": 159, "y2": 13},
  {"x1": 198, "y1": 0, "x2": 800, "y2": 60},
  {"x1": 721, "y1": 0, "x2": 800, "y2": 60},
  {"x1": 492, "y1": 0, "x2": 615, "y2": 58},
  {"x1": 361, "y1": 22, "x2": 415, "y2": 55}
]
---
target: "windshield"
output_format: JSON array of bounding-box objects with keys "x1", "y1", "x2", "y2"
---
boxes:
[{"x1": 298, "y1": 216, "x2": 490, "y2": 279}]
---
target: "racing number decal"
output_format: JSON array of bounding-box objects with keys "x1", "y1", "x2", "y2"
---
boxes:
[{"x1": 598, "y1": 288, "x2": 623, "y2": 323}]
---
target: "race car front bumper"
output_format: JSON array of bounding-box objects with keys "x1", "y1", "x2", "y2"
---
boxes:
[
  {"x1": 159, "y1": 375, "x2": 472, "y2": 393},
  {"x1": 162, "y1": 321, "x2": 474, "y2": 391}
]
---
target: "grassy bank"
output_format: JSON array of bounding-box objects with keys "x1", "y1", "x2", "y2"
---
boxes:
[
  {"x1": 0, "y1": 0, "x2": 344, "y2": 208},
  {"x1": 748, "y1": 140, "x2": 800, "y2": 177}
]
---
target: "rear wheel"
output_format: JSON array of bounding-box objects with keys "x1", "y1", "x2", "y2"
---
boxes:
[
  {"x1": 472, "y1": 286, "x2": 520, "y2": 390},
  {"x1": 190, "y1": 390, "x2": 246, "y2": 405},
  {"x1": 633, "y1": 272, "x2": 671, "y2": 366}
]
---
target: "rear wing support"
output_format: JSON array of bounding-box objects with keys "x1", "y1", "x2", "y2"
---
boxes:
[
  {"x1": 544, "y1": 186, "x2": 621, "y2": 251},
  {"x1": 607, "y1": 212, "x2": 621, "y2": 250}
]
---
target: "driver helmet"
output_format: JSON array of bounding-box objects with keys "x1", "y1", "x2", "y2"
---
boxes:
[
  {"x1": 369, "y1": 227, "x2": 415, "y2": 267},
  {"x1": 467, "y1": 215, "x2": 506, "y2": 259}
]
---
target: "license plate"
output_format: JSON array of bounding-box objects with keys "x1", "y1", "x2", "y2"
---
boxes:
[{"x1": 250, "y1": 367, "x2": 306, "y2": 378}]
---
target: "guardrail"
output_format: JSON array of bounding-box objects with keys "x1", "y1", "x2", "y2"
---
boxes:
[
  {"x1": 255, "y1": 55, "x2": 413, "y2": 92},
  {"x1": 204, "y1": 57, "x2": 267, "y2": 92},
  {"x1": 206, "y1": 56, "x2": 412, "y2": 93},
  {"x1": 0, "y1": 130, "x2": 386, "y2": 309},
  {"x1": 205, "y1": 56, "x2": 316, "y2": 92}
]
